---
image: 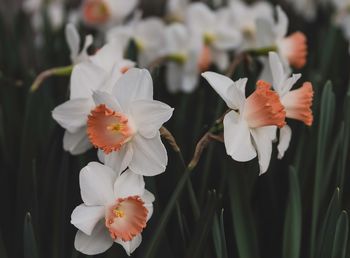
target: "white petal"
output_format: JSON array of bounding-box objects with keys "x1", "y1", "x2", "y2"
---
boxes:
[
  {"x1": 142, "y1": 190, "x2": 155, "y2": 221},
  {"x1": 182, "y1": 71, "x2": 199, "y2": 93},
  {"x1": 70, "y1": 62, "x2": 107, "y2": 99},
  {"x1": 92, "y1": 90, "x2": 123, "y2": 113},
  {"x1": 250, "y1": 127, "x2": 273, "y2": 175},
  {"x1": 80, "y1": 162, "x2": 116, "y2": 206},
  {"x1": 269, "y1": 52, "x2": 285, "y2": 93},
  {"x1": 74, "y1": 221, "x2": 113, "y2": 255},
  {"x1": 277, "y1": 125, "x2": 292, "y2": 159},
  {"x1": 52, "y1": 98, "x2": 93, "y2": 133},
  {"x1": 212, "y1": 49, "x2": 229, "y2": 71},
  {"x1": 130, "y1": 100, "x2": 174, "y2": 138},
  {"x1": 255, "y1": 18, "x2": 275, "y2": 48},
  {"x1": 186, "y1": 2, "x2": 215, "y2": 32},
  {"x1": 223, "y1": 111, "x2": 256, "y2": 162},
  {"x1": 71, "y1": 204, "x2": 105, "y2": 235},
  {"x1": 112, "y1": 68, "x2": 153, "y2": 110},
  {"x1": 65, "y1": 23, "x2": 80, "y2": 62},
  {"x1": 166, "y1": 62, "x2": 183, "y2": 93},
  {"x1": 90, "y1": 40, "x2": 124, "y2": 71},
  {"x1": 63, "y1": 128, "x2": 92, "y2": 155},
  {"x1": 280, "y1": 73, "x2": 301, "y2": 97},
  {"x1": 115, "y1": 234, "x2": 142, "y2": 256},
  {"x1": 129, "y1": 134, "x2": 167, "y2": 176},
  {"x1": 213, "y1": 26, "x2": 242, "y2": 50},
  {"x1": 98, "y1": 144, "x2": 133, "y2": 175},
  {"x1": 165, "y1": 23, "x2": 188, "y2": 54},
  {"x1": 275, "y1": 6, "x2": 288, "y2": 38},
  {"x1": 105, "y1": 0, "x2": 139, "y2": 22},
  {"x1": 202, "y1": 72, "x2": 246, "y2": 109},
  {"x1": 114, "y1": 169, "x2": 145, "y2": 198}
]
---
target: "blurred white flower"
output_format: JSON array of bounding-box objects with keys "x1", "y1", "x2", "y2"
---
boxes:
[
  {"x1": 186, "y1": 2, "x2": 242, "y2": 70},
  {"x1": 268, "y1": 52, "x2": 313, "y2": 158},
  {"x1": 333, "y1": 0, "x2": 350, "y2": 50},
  {"x1": 107, "y1": 17, "x2": 167, "y2": 67},
  {"x1": 285, "y1": 0, "x2": 317, "y2": 21},
  {"x1": 166, "y1": 0, "x2": 189, "y2": 22},
  {"x1": 65, "y1": 24, "x2": 93, "y2": 64},
  {"x1": 88, "y1": 68, "x2": 173, "y2": 176},
  {"x1": 228, "y1": 0, "x2": 273, "y2": 50},
  {"x1": 81, "y1": 0, "x2": 139, "y2": 27},
  {"x1": 202, "y1": 72, "x2": 286, "y2": 174},
  {"x1": 164, "y1": 23, "x2": 203, "y2": 93},
  {"x1": 52, "y1": 41, "x2": 134, "y2": 155},
  {"x1": 71, "y1": 162, "x2": 154, "y2": 256}
]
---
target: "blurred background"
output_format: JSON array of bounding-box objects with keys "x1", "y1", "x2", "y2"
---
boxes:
[{"x1": 1, "y1": 0, "x2": 350, "y2": 258}]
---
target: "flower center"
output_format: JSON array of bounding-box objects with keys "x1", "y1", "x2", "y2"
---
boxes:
[
  {"x1": 105, "y1": 196, "x2": 148, "y2": 242},
  {"x1": 87, "y1": 104, "x2": 134, "y2": 154},
  {"x1": 204, "y1": 32, "x2": 216, "y2": 45},
  {"x1": 244, "y1": 80, "x2": 286, "y2": 128},
  {"x1": 82, "y1": 0, "x2": 110, "y2": 25},
  {"x1": 281, "y1": 82, "x2": 313, "y2": 126}
]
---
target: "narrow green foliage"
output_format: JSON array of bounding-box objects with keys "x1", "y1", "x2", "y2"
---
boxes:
[
  {"x1": 23, "y1": 213, "x2": 39, "y2": 258},
  {"x1": 282, "y1": 167, "x2": 302, "y2": 258},
  {"x1": 331, "y1": 211, "x2": 349, "y2": 258}
]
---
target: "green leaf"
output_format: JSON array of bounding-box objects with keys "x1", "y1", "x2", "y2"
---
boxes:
[
  {"x1": 227, "y1": 165, "x2": 259, "y2": 258},
  {"x1": 332, "y1": 211, "x2": 349, "y2": 258},
  {"x1": 282, "y1": 166, "x2": 302, "y2": 258},
  {"x1": 23, "y1": 212, "x2": 39, "y2": 258},
  {"x1": 311, "y1": 81, "x2": 336, "y2": 257},
  {"x1": 212, "y1": 209, "x2": 228, "y2": 258},
  {"x1": 316, "y1": 188, "x2": 341, "y2": 258},
  {"x1": 0, "y1": 230, "x2": 8, "y2": 258}
]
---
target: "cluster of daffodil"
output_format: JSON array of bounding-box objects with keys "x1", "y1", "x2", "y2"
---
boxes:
[{"x1": 44, "y1": 0, "x2": 316, "y2": 256}]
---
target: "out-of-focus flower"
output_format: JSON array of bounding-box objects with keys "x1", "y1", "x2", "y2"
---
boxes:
[
  {"x1": 71, "y1": 162, "x2": 154, "y2": 255},
  {"x1": 202, "y1": 72, "x2": 286, "y2": 174},
  {"x1": 164, "y1": 23, "x2": 203, "y2": 93},
  {"x1": 82, "y1": 0, "x2": 139, "y2": 27},
  {"x1": 333, "y1": 0, "x2": 350, "y2": 49},
  {"x1": 186, "y1": 3, "x2": 242, "y2": 70},
  {"x1": 285, "y1": 0, "x2": 317, "y2": 21},
  {"x1": 65, "y1": 24, "x2": 93, "y2": 64},
  {"x1": 268, "y1": 52, "x2": 313, "y2": 158},
  {"x1": 52, "y1": 41, "x2": 134, "y2": 155},
  {"x1": 88, "y1": 68, "x2": 173, "y2": 176},
  {"x1": 107, "y1": 17, "x2": 167, "y2": 67},
  {"x1": 166, "y1": 0, "x2": 189, "y2": 22},
  {"x1": 256, "y1": 6, "x2": 308, "y2": 69},
  {"x1": 228, "y1": 0, "x2": 273, "y2": 50}
]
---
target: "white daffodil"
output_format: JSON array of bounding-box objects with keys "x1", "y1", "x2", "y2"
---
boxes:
[
  {"x1": 186, "y1": 2, "x2": 242, "y2": 70},
  {"x1": 268, "y1": 52, "x2": 313, "y2": 158},
  {"x1": 81, "y1": 0, "x2": 139, "y2": 27},
  {"x1": 107, "y1": 17, "x2": 167, "y2": 68},
  {"x1": 285, "y1": 0, "x2": 317, "y2": 21},
  {"x1": 256, "y1": 6, "x2": 308, "y2": 70},
  {"x1": 52, "y1": 41, "x2": 134, "y2": 155},
  {"x1": 71, "y1": 162, "x2": 154, "y2": 256},
  {"x1": 166, "y1": 0, "x2": 189, "y2": 22},
  {"x1": 87, "y1": 68, "x2": 173, "y2": 176},
  {"x1": 65, "y1": 24, "x2": 93, "y2": 65},
  {"x1": 202, "y1": 72, "x2": 286, "y2": 174},
  {"x1": 228, "y1": 0, "x2": 273, "y2": 50},
  {"x1": 164, "y1": 23, "x2": 203, "y2": 93}
]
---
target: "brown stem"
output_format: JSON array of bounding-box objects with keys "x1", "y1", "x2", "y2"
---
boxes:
[
  {"x1": 160, "y1": 126, "x2": 181, "y2": 153},
  {"x1": 225, "y1": 52, "x2": 247, "y2": 78}
]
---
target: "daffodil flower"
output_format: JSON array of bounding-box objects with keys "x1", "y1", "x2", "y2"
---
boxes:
[
  {"x1": 202, "y1": 72, "x2": 286, "y2": 174},
  {"x1": 164, "y1": 23, "x2": 203, "y2": 93},
  {"x1": 268, "y1": 52, "x2": 313, "y2": 158},
  {"x1": 71, "y1": 162, "x2": 154, "y2": 256},
  {"x1": 82, "y1": 0, "x2": 139, "y2": 27},
  {"x1": 166, "y1": 0, "x2": 189, "y2": 22},
  {"x1": 88, "y1": 68, "x2": 174, "y2": 176},
  {"x1": 52, "y1": 41, "x2": 134, "y2": 155},
  {"x1": 186, "y1": 2, "x2": 242, "y2": 70}
]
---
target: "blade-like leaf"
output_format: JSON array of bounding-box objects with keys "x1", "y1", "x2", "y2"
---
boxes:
[
  {"x1": 332, "y1": 211, "x2": 349, "y2": 258},
  {"x1": 23, "y1": 212, "x2": 39, "y2": 258}
]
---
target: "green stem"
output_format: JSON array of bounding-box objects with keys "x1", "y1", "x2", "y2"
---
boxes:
[
  {"x1": 246, "y1": 45, "x2": 277, "y2": 56},
  {"x1": 30, "y1": 65, "x2": 73, "y2": 92}
]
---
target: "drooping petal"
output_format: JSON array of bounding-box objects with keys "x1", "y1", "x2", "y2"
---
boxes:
[
  {"x1": 142, "y1": 190, "x2": 155, "y2": 220},
  {"x1": 71, "y1": 204, "x2": 105, "y2": 235},
  {"x1": 274, "y1": 6, "x2": 289, "y2": 38},
  {"x1": 80, "y1": 162, "x2": 116, "y2": 206},
  {"x1": 52, "y1": 98, "x2": 93, "y2": 133},
  {"x1": 130, "y1": 100, "x2": 174, "y2": 139},
  {"x1": 114, "y1": 169, "x2": 145, "y2": 198},
  {"x1": 63, "y1": 128, "x2": 92, "y2": 155},
  {"x1": 112, "y1": 68, "x2": 153, "y2": 110},
  {"x1": 129, "y1": 133, "x2": 167, "y2": 176},
  {"x1": 74, "y1": 221, "x2": 113, "y2": 255},
  {"x1": 201, "y1": 72, "x2": 246, "y2": 110},
  {"x1": 98, "y1": 144, "x2": 133, "y2": 175},
  {"x1": 277, "y1": 124, "x2": 292, "y2": 159},
  {"x1": 250, "y1": 127, "x2": 273, "y2": 175},
  {"x1": 223, "y1": 111, "x2": 257, "y2": 162},
  {"x1": 65, "y1": 23, "x2": 80, "y2": 62},
  {"x1": 115, "y1": 234, "x2": 142, "y2": 256},
  {"x1": 70, "y1": 62, "x2": 107, "y2": 99}
]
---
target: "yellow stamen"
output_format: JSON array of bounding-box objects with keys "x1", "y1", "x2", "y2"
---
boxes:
[
  {"x1": 204, "y1": 33, "x2": 216, "y2": 45},
  {"x1": 113, "y1": 209, "x2": 125, "y2": 218}
]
